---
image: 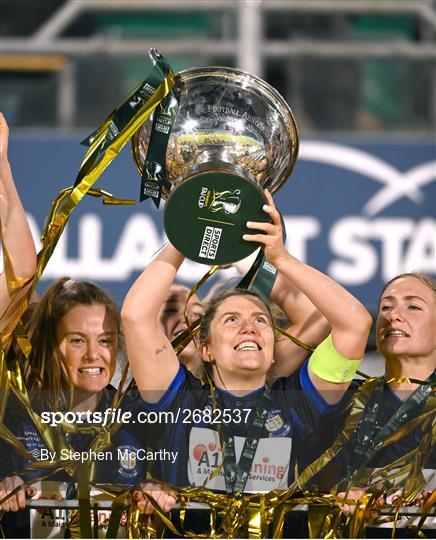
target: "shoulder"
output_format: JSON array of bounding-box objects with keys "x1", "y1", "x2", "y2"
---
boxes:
[{"x1": 273, "y1": 360, "x2": 358, "y2": 415}]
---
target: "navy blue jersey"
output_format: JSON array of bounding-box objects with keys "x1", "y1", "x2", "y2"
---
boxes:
[
  {"x1": 311, "y1": 379, "x2": 435, "y2": 490},
  {"x1": 0, "y1": 386, "x2": 148, "y2": 487},
  {"x1": 366, "y1": 383, "x2": 435, "y2": 470},
  {"x1": 144, "y1": 360, "x2": 345, "y2": 492}
]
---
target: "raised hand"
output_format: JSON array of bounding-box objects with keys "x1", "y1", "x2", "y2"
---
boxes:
[
  {"x1": 242, "y1": 189, "x2": 288, "y2": 266},
  {"x1": 0, "y1": 112, "x2": 37, "y2": 317},
  {"x1": 0, "y1": 112, "x2": 10, "y2": 163}
]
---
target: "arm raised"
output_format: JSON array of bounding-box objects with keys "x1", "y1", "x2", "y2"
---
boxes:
[
  {"x1": 0, "y1": 113, "x2": 37, "y2": 317},
  {"x1": 121, "y1": 243, "x2": 184, "y2": 401},
  {"x1": 243, "y1": 190, "x2": 372, "y2": 400},
  {"x1": 270, "y1": 272, "x2": 330, "y2": 378}
]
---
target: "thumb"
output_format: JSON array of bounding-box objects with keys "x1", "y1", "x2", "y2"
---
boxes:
[{"x1": 25, "y1": 487, "x2": 37, "y2": 498}]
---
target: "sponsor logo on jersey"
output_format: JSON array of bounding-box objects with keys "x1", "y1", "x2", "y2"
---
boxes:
[{"x1": 188, "y1": 427, "x2": 292, "y2": 492}]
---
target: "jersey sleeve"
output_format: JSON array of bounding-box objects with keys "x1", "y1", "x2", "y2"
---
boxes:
[{"x1": 140, "y1": 364, "x2": 187, "y2": 411}]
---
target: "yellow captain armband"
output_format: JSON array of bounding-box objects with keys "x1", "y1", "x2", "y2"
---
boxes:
[{"x1": 308, "y1": 334, "x2": 361, "y2": 383}]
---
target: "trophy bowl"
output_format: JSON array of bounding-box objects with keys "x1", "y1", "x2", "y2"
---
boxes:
[{"x1": 132, "y1": 66, "x2": 299, "y2": 265}]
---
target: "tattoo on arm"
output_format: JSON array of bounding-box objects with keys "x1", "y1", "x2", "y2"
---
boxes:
[{"x1": 154, "y1": 344, "x2": 167, "y2": 356}]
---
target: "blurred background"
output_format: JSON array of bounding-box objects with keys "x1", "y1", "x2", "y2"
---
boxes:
[{"x1": 1, "y1": 0, "x2": 435, "y2": 369}]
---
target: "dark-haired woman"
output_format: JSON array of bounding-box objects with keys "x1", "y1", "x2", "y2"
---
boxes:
[
  {"x1": 0, "y1": 278, "x2": 154, "y2": 537},
  {"x1": 121, "y1": 190, "x2": 372, "y2": 495}
]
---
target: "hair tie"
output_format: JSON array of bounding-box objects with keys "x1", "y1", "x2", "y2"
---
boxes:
[{"x1": 63, "y1": 278, "x2": 76, "y2": 290}]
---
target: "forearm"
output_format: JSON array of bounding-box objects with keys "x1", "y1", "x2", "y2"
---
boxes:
[
  {"x1": 121, "y1": 243, "x2": 185, "y2": 325},
  {"x1": 273, "y1": 253, "x2": 371, "y2": 337},
  {"x1": 245, "y1": 191, "x2": 370, "y2": 393},
  {"x1": 272, "y1": 249, "x2": 368, "y2": 394},
  {"x1": 0, "y1": 158, "x2": 36, "y2": 288},
  {"x1": 271, "y1": 272, "x2": 330, "y2": 376},
  {"x1": 122, "y1": 243, "x2": 184, "y2": 398},
  {"x1": 270, "y1": 272, "x2": 329, "y2": 333}
]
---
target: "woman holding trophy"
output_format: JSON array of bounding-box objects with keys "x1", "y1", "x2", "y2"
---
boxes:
[
  {"x1": 121, "y1": 189, "x2": 372, "y2": 495},
  {"x1": 124, "y1": 62, "x2": 371, "y2": 496}
]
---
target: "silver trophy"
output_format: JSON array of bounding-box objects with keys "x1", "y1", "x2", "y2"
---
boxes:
[{"x1": 132, "y1": 66, "x2": 299, "y2": 265}]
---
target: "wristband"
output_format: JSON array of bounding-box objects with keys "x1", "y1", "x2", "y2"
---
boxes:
[{"x1": 309, "y1": 334, "x2": 361, "y2": 383}]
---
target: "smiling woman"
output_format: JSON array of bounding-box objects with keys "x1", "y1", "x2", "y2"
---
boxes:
[
  {"x1": 0, "y1": 275, "x2": 180, "y2": 536},
  {"x1": 122, "y1": 190, "x2": 372, "y2": 496},
  {"x1": 198, "y1": 289, "x2": 275, "y2": 391},
  {"x1": 24, "y1": 278, "x2": 120, "y2": 411},
  {"x1": 0, "y1": 279, "x2": 150, "y2": 522}
]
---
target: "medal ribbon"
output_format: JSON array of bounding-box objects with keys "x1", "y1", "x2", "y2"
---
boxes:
[
  {"x1": 140, "y1": 87, "x2": 180, "y2": 207},
  {"x1": 77, "y1": 48, "x2": 174, "y2": 185},
  {"x1": 341, "y1": 373, "x2": 435, "y2": 485},
  {"x1": 220, "y1": 388, "x2": 273, "y2": 494}
]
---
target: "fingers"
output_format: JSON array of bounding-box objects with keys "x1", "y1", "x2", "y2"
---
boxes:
[
  {"x1": 0, "y1": 112, "x2": 9, "y2": 157},
  {"x1": 242, "y1": 189, "x2": 283, "y2": 247},
  {"x1": 342, "y1": 501, "x2": 353, "y2": 516},
  {"x1": 243, "y1": 214, "x2": 279, "y2": 242},
  {"x1": 337, "y1": 488, "x2": 367, "y2": 517},
  {"x1": 26, "y1": 487, "x2": 37, "y2": 499},
  {"x1": 243, "y1": 193, "x2": 288, "y2": 264},
  {"x1": 0, "y1": 112, "x2": 8, "y2": 131},
  {"x1": 263, "y1": 189, "x2": 275, "y2": 210},
  {"x1": 0, "y1": 476, "x2": 26, "y2": 512},
  {"x1": 148, "y1": 490, "x2": 176, "y2": 515},
  {"x1": 133, "y1": 483, "x2": 177, "y2": 516},
  {"x1": 263, "y1": 190, "x2": 281, "y2": 224},
  {"x1": 243, "y1": 217, "x2": 276, "y2": 239}
]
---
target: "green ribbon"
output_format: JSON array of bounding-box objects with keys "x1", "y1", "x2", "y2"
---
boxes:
[
  {"x1": 221, "y1": 388, "x2": 273, "y2": 494},
  {"x1": 341, "y1": 372, "x2": 435, "y2": 485},
  {"x1": 140, "y1": 87, "x2": 180, "y2": 207},
  {"x1": 78, "y1": 48, "x2": 175, "y2": 188},
  {"x1": 249, "y1": 257, "x2": 278, "y2": 302},
  {"x1": 237, "y1": 212, "x2": 286, "y2": 301}
]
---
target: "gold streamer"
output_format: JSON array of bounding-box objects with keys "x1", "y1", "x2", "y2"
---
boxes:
[
  {"x1": 170, "y1": 264, "x2": 220, "y2": 356},
  {"x1": 274, "y1": 325, "x2": 314, "y2": 353},
  {"x1": 0, "y1": 65, "x2": 176, "y2": 539},
  {"x1": 1, "y1": 73, "x2": 174, "y2": 351},
  {"x1": 120, "y1": 486, "x2": 436, "y2": 539}
]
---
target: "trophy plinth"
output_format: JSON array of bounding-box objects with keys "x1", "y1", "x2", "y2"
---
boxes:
[{"x1": 132, "y1": 67, "x2": 299, "y2": 265}]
